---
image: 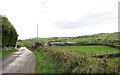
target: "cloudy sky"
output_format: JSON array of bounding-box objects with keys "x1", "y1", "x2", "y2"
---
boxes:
[{"x1": 0, "y1": 0, "x2": 119, "y2": 39}]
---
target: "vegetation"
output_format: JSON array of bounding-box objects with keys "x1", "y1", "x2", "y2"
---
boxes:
[
  {"x1": 32, "y1": 46, "x2": 119, "y2": 73},
  {"x1": 31, "y1": 49, "x2": 57, "y2": 73},
  {"x1": 17, "y1": 40, "x2": 33, "y2": 48},
  {"x1": 55, "y1": 32, "x2": 119, "y2": 42},
  {"x1": 0, "y1": 15, "x2": 18, "y2": 47},
  {"x1": 0, "y1": 16, "x2": 2, "y2": 46},
  {"x1": 56, "y1": 46, "x2": 119, "y2": 55},
  {"x1": 18, "y1": 32, "x2": 120, "y2": 48},
  {"x1": 0, "y1": 48, "x2": 17, "y2": 57},
  {"x1": 30, "y1": 32, "x2": 119, "y2": 43},
  {"x1": 17, "y1": 32, "x2": 120, "y2": 73},
  {"x1": 64, "y1": 32, "x2": 119, "y2": 42}
]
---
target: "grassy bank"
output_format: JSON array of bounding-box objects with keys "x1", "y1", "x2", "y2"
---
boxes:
[
  {"x1": 0, "y1": 48, "x2": 17, "y2": 57},
  {"x1": 31, "y1": 49, "x2": 57, "y2": 73}
]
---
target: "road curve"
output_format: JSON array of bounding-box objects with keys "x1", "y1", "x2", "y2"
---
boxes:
[{"x1": 0, "y1": 47, "x2": 35, "y2": 73}]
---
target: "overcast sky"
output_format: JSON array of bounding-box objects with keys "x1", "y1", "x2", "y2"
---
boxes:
[{"x1": 0, "y1": 0, "x2": 119, "y2": 39}]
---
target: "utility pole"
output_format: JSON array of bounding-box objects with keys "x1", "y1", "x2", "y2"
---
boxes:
[{"x1": 36, "y1": 0, "x2": 45, "y2": 42}]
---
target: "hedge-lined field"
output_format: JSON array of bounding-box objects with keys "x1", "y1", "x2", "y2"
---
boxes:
[
  {"x1": 31, "y1": 46, "x2": 120, "y2": 73},
  {"x1": 17, "y1": 31, "x2": 120, "y2": 73}
]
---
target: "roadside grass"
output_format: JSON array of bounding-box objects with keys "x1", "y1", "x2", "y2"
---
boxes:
[
  {"x1": 32, "y1": 49, "x2": 57, "y2": 73},
  {"x1": 56, "y1": 46, "x2": 119, "y2": 56},
  {"x1": 0, "y1": 48, "x2": 17, "y2": 57}
]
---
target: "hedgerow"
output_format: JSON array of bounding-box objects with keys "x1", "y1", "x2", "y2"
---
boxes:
[{"x1": 40, "y1": 46, "x2": 119, "y2": 73}]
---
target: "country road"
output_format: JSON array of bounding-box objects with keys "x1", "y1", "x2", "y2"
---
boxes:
[{"x1": 0, "y1": 47, "x2": 35, "y2": 73}]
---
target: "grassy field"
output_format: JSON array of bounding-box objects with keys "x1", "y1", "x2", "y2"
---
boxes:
[
  {"x1": 0, "y1": 48, "x2": 17, "y2": 57},
  {"x1": 32, "y1": 49, "x2": 57, "y2": 73},
  {"x1": 55, "y1": 46, "x2": 119, "y2": 55}
]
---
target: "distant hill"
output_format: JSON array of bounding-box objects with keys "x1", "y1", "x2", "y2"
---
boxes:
[
  {"x1": 17, "y1": 32, "x2": 119, "y2": 48},
  {"x1": 22, "y1": 32, "x2": 119, "y2": 43},
  {"x1": 60, "y1": 32, "x2": 119, "y2": 42}
]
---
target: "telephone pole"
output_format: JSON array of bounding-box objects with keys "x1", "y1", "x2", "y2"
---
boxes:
[{"x1": 36, "y1": 0, "x2": 45, "y2": 42}]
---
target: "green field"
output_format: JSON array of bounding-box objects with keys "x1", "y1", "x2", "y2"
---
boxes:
[{"x1": 55, "y1": 46, "x2": 119, "y2": 55}]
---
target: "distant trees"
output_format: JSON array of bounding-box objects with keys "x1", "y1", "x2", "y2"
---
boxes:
[{"x1": 0, "y1": 15, "x2": 18, "y2": 47}]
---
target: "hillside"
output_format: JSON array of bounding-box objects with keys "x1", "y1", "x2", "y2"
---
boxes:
[
  {"x1": 48, "y1": 32, "x2": 119, "y2": 42},
  {"x1": 19, "y1": 32, "x2": 119, "y2": 43},
  {"x1": 17, "y1": 32, "x2": 120, "y2": 48}
]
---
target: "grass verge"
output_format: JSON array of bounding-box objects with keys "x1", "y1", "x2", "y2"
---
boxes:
[
  {"x1": 0, "y1": 48, "x2": 17, "y2": 57},
  {"x1": 31, "y1": 49, "x2": 57, "y2": 73}
]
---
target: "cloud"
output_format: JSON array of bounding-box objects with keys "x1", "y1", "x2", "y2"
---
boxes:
[{"x1": 53, "y1": 10, "x2": 117, "y2": 29}]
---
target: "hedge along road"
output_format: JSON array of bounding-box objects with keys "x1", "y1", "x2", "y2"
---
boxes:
[{"x1": 0, "y1": 47, "x2": 35, "y2": 73}]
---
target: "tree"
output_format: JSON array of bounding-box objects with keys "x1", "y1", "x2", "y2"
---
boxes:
[{"x1": 0, "y1": 15, "x2": 18, "y2": 47}]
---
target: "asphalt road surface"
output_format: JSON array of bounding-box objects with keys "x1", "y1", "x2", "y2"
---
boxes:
[{"x1": 0, "y1": 47, "x2": 35, "y2": 73}]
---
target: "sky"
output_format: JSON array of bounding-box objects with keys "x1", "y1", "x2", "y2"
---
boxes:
[{"x1": 0, "y1": 0, "x2": 119, "y2": 40}]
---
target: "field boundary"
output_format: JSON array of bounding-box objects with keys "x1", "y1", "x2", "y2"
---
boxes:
[{"x1": 94, "y1": 53, "x2": 120, "y2": 58}]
